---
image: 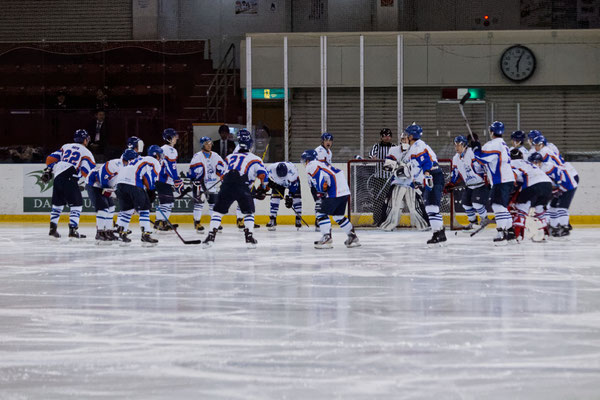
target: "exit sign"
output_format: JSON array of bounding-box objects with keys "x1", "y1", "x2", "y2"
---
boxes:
[
  {"x1": 243, "y1": 88, "x2": 288, "y2": 99},
  {"x1": 441, "y1": 88, "x2": 486, "y2": 100}
]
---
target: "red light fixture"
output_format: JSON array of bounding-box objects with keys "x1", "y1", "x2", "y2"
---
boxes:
[{"x1": 484, "y1": 15, "x2": 489, "y2": 20}]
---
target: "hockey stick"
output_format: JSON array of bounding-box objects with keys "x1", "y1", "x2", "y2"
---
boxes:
[
  {"x1": 459, "y1": 92, "x2": 476, "y2": 142},
  {"x1": 469, "y1": 216, "x2": 495, "y2": 237},
  {"x1": 155, "y1": 206, "x2": 202, "y2": 245},
  {"x1": 271, "y1": 187, "x2": 310, "y2": 227}
]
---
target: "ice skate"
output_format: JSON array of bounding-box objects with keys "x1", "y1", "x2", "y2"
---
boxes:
[
  {"x1": 344, "y1": 231, "x2": 361, "y2": 248},
  {"x1": 427, "y1": 229, "x2": 447, "y2": 247},
  {"x1": 314, "y1": 233, "x2": 333, "y2": 249},
  {"x1": 141, "y1": 229, "x2": 158, "y2": 247},
  {"x1": 266, "y1": 216, "x2": 277, "y2": 231},
  {"x1": 48, "y1": 222, "x2": 60, "y2": 239},
  {"x1": 295, "y1": 216, "x2": 302, "y2": 229},
  {"x1": 95, "y1": 230, "x2": 111, "y2": 245},
  {"x1": 194, "y1": 219, "x2": 205, "y2": 234},
  {"x1": 116, "y1": 225, "x2": 131, "y2": 245},
  {"x1": 236, "y1": 218, "x2": 244, "y2": 229},
  {"x1": 244, "y1": 228, "x2": 257, "y2": 249},
  {"x1": 202, "y1": 228, "x2": 218, "y2": 248},
  {"x1": 493, "y1": 228, "x2": 508, "y2": 246},
  {"x1": 68, "y1": 225, "x2": 85, "y2": 240}
]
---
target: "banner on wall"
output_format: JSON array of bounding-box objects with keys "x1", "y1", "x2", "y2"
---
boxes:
[
  {"x1": 22, "y1": 164, "x2": 195, "y2": 213},
  {"x1": 235, "y1": 0, "x2": 258, "y2": 14}
]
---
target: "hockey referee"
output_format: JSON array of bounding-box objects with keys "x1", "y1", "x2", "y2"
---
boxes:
[{"x1": 369, "y1": 128, "x2": 395, "y2": 226}]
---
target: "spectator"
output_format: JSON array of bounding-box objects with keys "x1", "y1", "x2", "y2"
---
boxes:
[
  {"x1": 213, "y1": 124, "x2": 236, "y2": 159},
  {"x1": 94, "y1": 88, "x2": 110, "y2": 110},
  {"x1": 52, "y1": 91, "x2": 68, "y2": 109},
  {"x1": 88, "y1": 109, "x2": 109, "y2": 160}
]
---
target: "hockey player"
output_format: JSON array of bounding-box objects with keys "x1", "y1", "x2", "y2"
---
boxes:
[
  {"x1": 471, "y1": 121, "x2": 516, "y2": 245},
  {"x1": 203, "y1": 133, "x2": 268, "y2": 249},
  {"x1": 154, "y1": 128, "x2": 185, "y2": 231},
  {"x1": 86, "y1": 149, "x2": 138, "y2": 243},
  {"x1": 114, "y1": 145, "x2": 163, "y2": 245},
  {"x1": 380, "y1": 133, "x2": 429, "y2": 231},
  {"x1": 265, "y1": 162, "x2": 303, "y2": 230},
  {"x1": 509, "y1": 130, "x2": 529, "y2": 159},
  {"x1": 234, "y1": 129, "x2": 261, "y2": 230},
  {"x1": 188, "y1": 136, "x2": 225, "y2": 233},
  {"x1": 530, "y1": 138, "x2": 578, "y2": 238},
  {"x1": 509, "y1": 148, "x2": 553, "y2": 241},
  {"x1": 402, "y1": 123, "x2": 446, "y2": 245},
  {"x1": 445, "y1": 135, "x2": 490, "y2": 230},
  {"x1": 302, "y1": 149, "x2": 360, "y2": 249},
  {"x1": 531, "y1": 132, "x2": 579, "y2": 184},
  {"x1": 315, "y1": 132, "x2": 333, "y2": 164},
  {"x1": 43, "y1": 129, "x2": 96, "y2": 239}
]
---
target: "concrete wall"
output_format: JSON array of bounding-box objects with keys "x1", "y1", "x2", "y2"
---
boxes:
[{"x1": 241, "y1": 30, "x2": 600, "y2": 87}]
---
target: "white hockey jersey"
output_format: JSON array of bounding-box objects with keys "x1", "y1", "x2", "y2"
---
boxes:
[
  {"x1": 404, "y1": 139, "x2": 439, "y2": 184},
  {"x1": 224, "y1": 151, "x2": 268, "y2": 186},
  {"x1": 305, "y1": 160, "x2": 350, "y2": 198},
  {"x1": 158, "y1": 144, "x2": 178, "y2": 185},
  {"x1": 451, "y1": 147, "x2": 486, "y2": 188},
  {"x1": 47, "y1": 143, "x2": 96, "y2": 178},
  {"x1": 86, "y1": 158, "x2": 125, "y2": 189},
  {"x1": 118, "y1": 156, "x2": 162, "y2": 190},
  {"x1": 315, "y1": 145, "x2": 332, "y2": 164},
  {"x1": 544, "y1": 142, "x2": 579, "y2": 179},
  {"x1": 267, "y1": 162, "x2": 300, "y2": 188},
  {"x1": 385, "y1": 145, "x2": 412, "y2": 187},
  {"x1": 474, "y1": 137, "x2": 514, "y2": 185},
  {"x1": 189, "y1": 151, "x2": 225, "y2": 193},
  {"x1": 539, "y1": 162, "x2": 578, "y2": 192},
  {"x1": 511, "y1": 159, "x2": 552, "y2": 188}
]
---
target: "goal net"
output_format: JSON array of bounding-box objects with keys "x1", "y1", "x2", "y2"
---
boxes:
[{"x1": 347, "y1": 159, "x2": 465, "y2": 230}]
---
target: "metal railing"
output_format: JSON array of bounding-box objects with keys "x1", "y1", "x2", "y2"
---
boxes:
[{"x1": 205, "y1": 43, "x2": 237, "y2": 122}]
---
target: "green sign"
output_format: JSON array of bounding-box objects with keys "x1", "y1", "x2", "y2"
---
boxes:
[
  {"x1": 468, "y1": 88, "x2": 485, "y2": 99},
  {"x1": 243, "y1": 88, "x2": 288, "y2": 99}
]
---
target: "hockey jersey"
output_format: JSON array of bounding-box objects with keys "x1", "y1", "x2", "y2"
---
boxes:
[
  {"x1": 47, "y1": 143, "x2": 96, "y2": 178},
  {"x1": 267, "y1": 162, "x2": 300, "y2": 191},
  {"x1": 451, "y1": 147, "x2": 486, "y2": 188},
  {"x1": 188, "y1": 150, "x2": 225, "y2": 193},
  {"x1": 511, "y1": 159, "x2": 552, "y2": 188},
  {"x1": 315, "y1": 145, "x2": 332, "y2": 164},
  {"x1": 386, "y1": 145, "x2": 412, "y2": 187},
  {"x1": 404, "y1": 139, "x2": 439, "y2": 184},
  {"x1": 118, "y1": 156, "x2": 162, "y2": 190},
  {"x1": 224, "y1": 151, "x2": 268, "y2": 186},
  {"x1": 158, "y1": 144, "x2": 178, "y2": 185},
  {"x1": 540, "y1": 162, "x2": 578, "y2": 192},
  {"x1": 544, "y1": 142, "x2": 579, "y2": 180},
  {"x1": 474, "y1": 138, "x2": 514, "y2": 185},
  {"x1": 86, "y1": 158, "x2": 125, "y2": 189},
  {"x1": 305, "y1": 160, "x2": 350, "y2": 198}
]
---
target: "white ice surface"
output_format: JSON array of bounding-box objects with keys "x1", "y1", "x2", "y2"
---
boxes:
[{"x1": 0, "y1": 223, "x2": 599, "y2": 400}]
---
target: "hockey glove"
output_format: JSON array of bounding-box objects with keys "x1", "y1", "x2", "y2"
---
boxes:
[
  {"x1": 173, "y1": 179, "x2": 184, "y2": 194},
  {"x1": 40, "y1": 167, "x2": 53, "y2": 184},
  {"x1": 253, "y1": 186, "x2": 268, "y2": 201},
  {"x1": 552, "y1": 187, "x2": 562, "y2": 198},
  {"x1": 423, "y1": 175, "x2": 434, "y2": 191},
  {"x1": 178, "y1": 186, "x2": 192, "y2": 199},
  {"x1": 101, "y1": 188, "x2": 115, "y2": 198},
  {"x1": 469, "y1": 140, "x2": 482, "y2": 153},
  {"x1": 285, "y1": 195, "x2": 293, "y2": 209},
  {"x1": 382, "y1": 159, "x2": 397, "y2": 173},
  {"x1": 443, "y1": 182, "x2": 457, "y2": 194}
]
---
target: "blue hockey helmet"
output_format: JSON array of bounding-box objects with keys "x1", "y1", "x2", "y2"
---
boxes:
[
  {"x1": 238, "y1": 134, "x2": 253, "y2": 151},
  {"x1": 532, "y1": 135, "x2": 547, "y2": 146},
  {"x1": 404, "y1": 123, "x2": 422, "y2": 140},
  {"x1": 510, "y1": 130, "x2": 526, "y2": 143},
  {"x1": 300, "y1": 149, "x2": 318, "y2": 163},
  {"x1": 73, "y1": 129, "x2": 89, "y2": 144},
  {"x1": 489, "y1": 121, "x2": 505, "y2": 136},
  {"x1": 321, "y1": 132, "x2": 334, "y2": 141},
  {"x1": 199, "y1": 136, "x2": 212, "y2": 146},
  {"x1": 454, "y1": 135, "x2": 468, "y2": 146},
  {"x1": 237, "y1": 128, "x2": 251, "y2": 140},
  {"x1": 162, "y1": 128, "x2": 178, "y2": 143},
  {"x1": 147, "y1": 144, "x2": 164, "y2": 159},
  {"x1": 121, "y1": 149, "x2": 138, "y2": 162},
  {"x1": 528, "y1": 129, "x2": 542, "y2": 140},
  {"x1": 528, "y1": 152, "x2": 543, "y2": 163},
  {"x1": 126, "y1": 136, "x2": 144, "y2": 152},
  {"x1": 275, "y1": 162, "x2": 288, "y2": 178}
]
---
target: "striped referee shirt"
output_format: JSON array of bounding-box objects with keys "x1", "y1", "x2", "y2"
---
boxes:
[{"x1": 369, "y1": 141, "x2": 395, "y2": 178}]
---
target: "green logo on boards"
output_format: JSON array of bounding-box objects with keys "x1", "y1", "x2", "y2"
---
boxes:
[{"x1": 26, "y1": 170, "x2": 53, "y2": 193}]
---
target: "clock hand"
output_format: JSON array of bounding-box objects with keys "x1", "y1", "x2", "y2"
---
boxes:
[{"x1": 516, "y1": 52, "x2": 524, "y2": 73}]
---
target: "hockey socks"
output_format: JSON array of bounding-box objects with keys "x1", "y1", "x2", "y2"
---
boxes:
[
  {"x1": 156, "y1": 203, "x2": 173, "y2": 221},
  {"x1": 50, "y1": 205, "x2": 64, "y2": 225},
  {"x1": 332, "y1": 216, "x2": 353, "y2": 235},
  {"x1": 243, "y1": 214, "x2": 255, "y2": 233},
  {"x1": 117, "y1": 209, "x2": 135, "y2": 230},
  {"x1": 425, "y1": 205, "x2": 443, "y2": 232},
  {"x1": 270, "y1": 198, "x2": 281, "y2": 217},
  {"x1": 193, "y1": 202, "x2": 205, "y2": 221},
  {"x1": 139, "y1": 210, "x2": 151, "y2": 232},
  {"x1": 209, "y1": 212, "x2": 224, "y2": 231},
  {"x1": 97, "y1": 209, "x2": 112, "y2": 230},
  {"x1": 317, "y1": 213, "x2": 331, "y2": 234},
  {"x1": 492, "y1": 203, "x2": 512, "y2": 230},
  {"x1": 69, "y1": 206, "x2": 82, "y2": 228}
]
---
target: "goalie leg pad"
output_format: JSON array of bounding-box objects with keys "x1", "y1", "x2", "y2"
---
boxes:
[
  {"x1": 408, "y1": 188, "x2": 430, "y2": 230},
  {"x1": 380, "y1": 185, "x2": 406, "y2": 231}
]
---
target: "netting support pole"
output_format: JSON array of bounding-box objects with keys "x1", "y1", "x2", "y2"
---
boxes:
[
  {"x1": 397, "y1": 34, "x2": 404, "y2": 143},
  {"x1": 284, "y1": 36, "x2": 289, "y2": 162},
  {"x1": 360, "y1": 35, "x2": 365, "y2": 157},
  {"x1": 246, "y1": 36, "x2": 252, "y2": 131},
  {"x1": 516, "y1": 102, "x2": 520, "y2": 130},
  {"x1": 320, "y1": 35, "x2": 327, "y2": 132}
]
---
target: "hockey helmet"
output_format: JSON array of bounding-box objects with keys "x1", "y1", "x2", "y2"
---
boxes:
[
  {"x1": 300, "y1": 149, "x2": 317, "y2": 163},
  {"x1": 121, "y1": 149, "x2": 138, "y2": 162},
  {"x1": 528, "y1": 152, "x2": 543, "y2": 164},
  {"x1": 380, "y1": 128, "x2": 392, "y2": 137},
  {"x1": 162, "y1": 128, "x2": 178, "y2": 143},
  {"x1": 321, "y1": 132, "x2": 334, "y2": 141},
  {"x1": 199, "y1": 136, "x2": 212, "y2": 146},
  {"x1": 532, "y1": 135, "x2": 547, "y2": 146},
  {"x1": 147, "y1": 144, "x2": 164, "y2": 159},
  {"x1": 73, "y1": 129, "x2": 89, "y2": 144},
  {"x1": 528, "y1": 130, "x2": 542, "y2": 141},
  {"x1": 510, "y1": 148, "x2": 523, "y2": 160},
  {"x1": 126, "y1": 136, "x2": 144, "y2": 153},
  {"x1": 489, "y1": 121, "x2": 505, "y2": 136},
  {"x1": 275, "y1": 163, "x2": 288, "y2": 178},
  {"x1": 404, "y1": 123, "x2": 422, "y2": 140},
  {"x1": 238, "y1": 134, "x2": 253, "y2": 151},
  {"x1": 510, "y1": 130, "x2": 526, "y2": 143},
  {"x1": 454, "y1": 135, "x2": 468, "y2": 146}
]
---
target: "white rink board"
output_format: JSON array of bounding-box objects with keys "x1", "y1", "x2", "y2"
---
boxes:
[
  {"x1": 0, "y1": 162, "x2": 598, "y2": 216},
  {"x1": 0, "y1": 224, "x2": 599, "y2": 399}
]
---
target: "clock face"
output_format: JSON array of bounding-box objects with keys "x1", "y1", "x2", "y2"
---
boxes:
[{"x1": 500, "y1": 45, "x2": 536, "y2": 82}]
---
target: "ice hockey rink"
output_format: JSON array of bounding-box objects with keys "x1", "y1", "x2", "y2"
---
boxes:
[{"x1": 1, "y1": 222, "x2": 599, "y2": 399}]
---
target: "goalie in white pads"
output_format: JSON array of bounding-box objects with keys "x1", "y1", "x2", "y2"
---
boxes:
[
  {"x1": 379, "y1": 135, "x2": 429, "y2": 231},
  {"x1": 188, "y1": 136, "x2": 225, "y2": 233},
  {"x1": 301, "y1": 149, "x2": 360, "y2": 249},
  {"x1": 445, "y1": 135, "x2": 490, "y2": 230},
  {"x1": 266, "y1": 162, "x2": 303, "y2": 230}
]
